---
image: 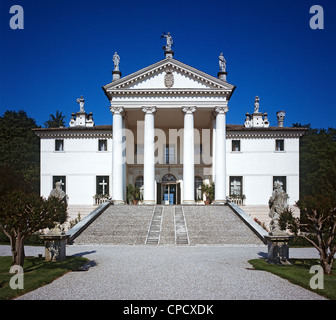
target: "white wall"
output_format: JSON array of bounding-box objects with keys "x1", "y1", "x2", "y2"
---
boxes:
[
  {"x1": 40, "y1": 137, "x2": 112, "y2": 205},
  {"x1": 226, "y1": 137, "x2": 300, "y2": 205},
  {"x1": 40, "y1": 131, "x2": 301, "y2": 206}
]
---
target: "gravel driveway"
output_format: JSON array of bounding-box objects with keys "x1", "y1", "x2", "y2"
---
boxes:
[{"x1": 0, "y1": 244, "x2": 326, "y2": 300}]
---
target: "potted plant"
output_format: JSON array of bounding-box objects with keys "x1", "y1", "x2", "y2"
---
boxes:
[
  {"x1": 201, "y1": 182, "x2": 215, "y2": 205},
  {"x1": 127, "y1": 184, "x2": 140, "y2": 205}
]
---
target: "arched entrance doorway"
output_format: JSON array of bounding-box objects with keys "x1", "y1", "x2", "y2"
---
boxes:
[{"x1": 159, "y1": 174, "x2": 180, "y2": 205}]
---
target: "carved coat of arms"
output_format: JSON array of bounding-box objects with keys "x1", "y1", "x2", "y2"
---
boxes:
[{"x1": 164, "y1": 69, "x2": 174, "y2": 88}]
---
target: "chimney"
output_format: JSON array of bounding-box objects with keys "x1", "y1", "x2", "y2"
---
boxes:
[{"x1": 276, "y1": 111, "x2": 286, "y2": 127}]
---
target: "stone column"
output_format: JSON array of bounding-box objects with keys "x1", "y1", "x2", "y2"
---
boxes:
[
  {"x1": 212, "y1": 115, "x2": 216, "y2": 185},
  {"x1": 182, "y1": 106, "x2": 196, "y2": 205},
  {"x1": 213, "y1": 106, "x2": 228, "y2": 205},
  {"x1": 110, "y1": 106, "x2": 125, "y2": 205},
  {"x1": 142, "y1": 107, "x2": 156, "y2": 205}
]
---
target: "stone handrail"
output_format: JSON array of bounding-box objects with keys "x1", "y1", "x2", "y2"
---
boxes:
[
  {"x1": 66, "y1": 201, "x2": 111, "y2": 243},
  {"x1": 227, "y1": 200, "x2": 268, "y2": 244}
]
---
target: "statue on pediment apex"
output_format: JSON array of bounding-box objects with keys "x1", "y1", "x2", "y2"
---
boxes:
[{"x1": 161, "y1": 32, "x2": 173, "y2": 51}]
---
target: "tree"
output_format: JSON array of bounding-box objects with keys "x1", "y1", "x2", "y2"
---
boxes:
[
  {"x1": 281, "y1": 195, "x2": 336, "y2": 275},
  {"x1": 0, "y1": 110, "x2": 40, "y2": 193},
  {"x1": 299, "y1": 127, "x2": 336, "y2": 200},
  {"x1": 0, "y1": 191, "x2": 67, "y2": 267},
  {"x1": 44, "y1": 110, "x2": 66, "y2": 128},
  {"x1": 285, "y1": 125, "x2": 336, "y2": 274}
]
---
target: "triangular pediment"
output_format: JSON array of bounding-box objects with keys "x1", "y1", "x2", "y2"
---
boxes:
[{"x1": 103, "y1": 58, "x2": 235, "y2": 93}]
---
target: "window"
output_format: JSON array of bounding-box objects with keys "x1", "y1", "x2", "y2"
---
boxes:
[
  {"x1": 96, "y1": 176, "x2": 109, "y2": 195},
  {"x1": 55, "y1": 139, "x2": 64, "y2": 152},
  {"x1": 230, "y1": 176, "x2": 242, "y2": 196},
  {"x1": 232, "y1": 140, "x2": 241, "y2": 152},
  {"x1": 53, "y1": 176, "x2": 66, "y2": 193},
  {"x1": 275, "y1": 139, "x2": 284, "y2": 151},
  {"x1": 164, "y1": 145, "x2": 175, "y2": 164},
  {"x1": 273, "y1": 176, "x2": 287, "y2": 192},
  {"x1": 98, "y1": 139, "x2": 107, "y2": 151},
  {"x1": 194, "y1": 176, "x2": 203, "y2": 201},
  {"x1": 162, "y1": 174, "x2": 176, "y2": 183}
]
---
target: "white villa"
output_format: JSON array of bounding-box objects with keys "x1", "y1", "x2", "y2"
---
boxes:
[{"x1": 33, "y1": 42, "x2": 306, "y2": 215}]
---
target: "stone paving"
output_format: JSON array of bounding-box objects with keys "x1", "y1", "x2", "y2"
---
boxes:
[
  {"x1": 0, "y1": 205, "x2": 328, "y2": 300},
  {"x1": 0, "y1": 245, "x2": 325, "y2": 300}
]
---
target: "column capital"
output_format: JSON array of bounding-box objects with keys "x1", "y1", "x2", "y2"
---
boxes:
[
  {"x1": 214, "y1": 106, "x2": 229, "y2": 115},
  {"x1": 142, "y1": 106, "x2": 157, "y2": 114},
  {"x1": 110, "y1": 106, "x2": 125, "y2": 115},
  {"x1": 182, "y1": 106, "x2": 197, "y2": 114}
]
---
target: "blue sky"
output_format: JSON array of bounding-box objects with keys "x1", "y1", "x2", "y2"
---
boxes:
[{"x1": 1, "y1": 0, "x2": 335, "y2": 129}]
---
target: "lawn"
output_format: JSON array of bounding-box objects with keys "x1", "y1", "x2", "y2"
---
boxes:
[
  {"x1": 0, "y1": 255, "x2": 88, "y2": 300},
  {"x1": 248, "y1": 258, "x2": 336, "y2": 300}
]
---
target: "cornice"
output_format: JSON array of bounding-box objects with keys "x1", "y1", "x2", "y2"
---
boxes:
[
  {"x1": 35, "y1": 132, "x2": 112, "y2": 139},
  {"x1": 107, "y1": 88, "x2": 230, "y2": 97},
  {"x1": 103, "y1": 58, "x2": 235, "y2": 97},
  {"x1": 226, "y1": 132, "x2": 305, "y2": 139}
]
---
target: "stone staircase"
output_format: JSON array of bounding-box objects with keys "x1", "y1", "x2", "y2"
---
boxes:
[
  {"x1": 67, "y1": 205, "x2": 96, "y2": 221},
  {"x1": 174, "y1": 206, "x2": 189, "y2": 245},
  {"x1": 239, "y1": 205, "x2": 300, "y2": 232},
  {"x1": 73, "y1": 205, "x2": 263, "y2": 245},
  {"x1": 145, "y1": 206, "x2": 164, "y2": 245}
]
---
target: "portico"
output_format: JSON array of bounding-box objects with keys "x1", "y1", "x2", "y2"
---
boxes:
[{"x1": 104, "y1": 49, "x2": 234, "y2": 205}]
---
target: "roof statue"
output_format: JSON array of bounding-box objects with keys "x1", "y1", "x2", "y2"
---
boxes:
[
  {"x1": 219, "y1": 52, "x2": 226, "y2": 72},
  {"x1": 254, "y1": 96, "x2": 260, "y2": 113},
  {"x1": 76, "y1": 95, "x2": 85, "y2": 112},
  {"x1": 161, "y1": 32, "x2": 173, "y2": 51},
  {"x1": 113, "y1": 52, "x2": 120, "y2": 71},
  {"x1": 244, "y1": 96, "x2": 270, "y2": 128}
]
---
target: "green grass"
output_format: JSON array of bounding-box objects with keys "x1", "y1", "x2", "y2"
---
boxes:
[
  {"x1": 248, "y1": 258, "x2": 336, "y2": 300},
  {"x1": 0, "y1": 255, "x2": 88, "y2": 300}
]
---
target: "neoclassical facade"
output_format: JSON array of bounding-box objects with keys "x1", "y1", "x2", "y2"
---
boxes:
[{"x1": 34, "y1": 46, "x2": 305, "y2": 208}]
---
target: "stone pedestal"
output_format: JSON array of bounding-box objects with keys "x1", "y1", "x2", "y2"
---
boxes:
[
  {"x1": 265, "y1": 235, "x2": 293, "y2": 265},
  {"x1": 40, "y1": 233, "x2": 69, "y2": 262},
  {"x1": 112, "y1": 70, "x2": 122, "y2": 81},
  {"x1": 164, "y1": 50, "x2": 174, "y2": 58},
  {"x1": 217, "y1": 71, "x2": 227, "y2": 81}
]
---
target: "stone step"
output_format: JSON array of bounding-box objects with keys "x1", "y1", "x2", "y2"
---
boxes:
[
  {"x1": 73, "y1": 204, "x2": 264, "y2": 245},
  {"x1": 145, "y1": 206, "x2": 163, "y2": 245},
  {"x1": 174, "y1": 206, "x2": 189, "y2": 245}
]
